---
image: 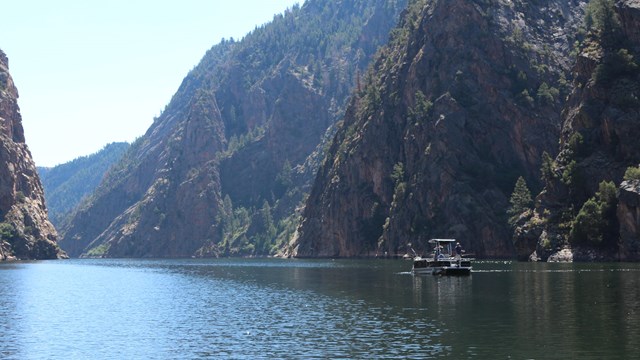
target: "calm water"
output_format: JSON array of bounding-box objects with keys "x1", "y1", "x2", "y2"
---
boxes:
[{"x1": 1, "y1": 258, "x2": 639, "y2": 359}]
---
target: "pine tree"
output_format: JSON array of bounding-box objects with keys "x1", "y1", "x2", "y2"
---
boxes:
[
  {"x1": 508, "y1": 176, "x2": 533, "y2": 226},
  {"x1": 585, "y1": 0, "x2": 621, "y2": 48},
  {"x1": 624, "y1": 165, "x2": 640, "y2": 181}
]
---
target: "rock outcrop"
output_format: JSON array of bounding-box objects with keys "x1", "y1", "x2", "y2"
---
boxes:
[
  {"x1": 618, "y1": 180, "x2": 640, "y2": 260},
  {"x1": 0, "y1": 49, "x2": 65, "y2": 260},
  {"x1": 519, "y1": 0, "x2": 640, "y2": 261},
  {"x1": 292, "y1": 0, "x2": 586, "y2": 258}
]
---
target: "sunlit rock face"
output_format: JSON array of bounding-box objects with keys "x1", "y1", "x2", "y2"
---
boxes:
[{"x1": 0, "y1": 49, "x2": 65, "y2": 260}]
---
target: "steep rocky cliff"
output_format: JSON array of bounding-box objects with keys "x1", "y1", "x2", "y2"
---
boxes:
[
  {"x1": 60, "y1": 84, "x2": 226, "y2": 257},
  {"x1": 517, "y1": 0, "x2": 640, "y2": 261},
  {"x1": 59, "y1": 0, "x2": 407, "y2": 258},
  {"x1": 292, "y1": 0, "x2": 586, "y2": 258},
  {"x1": 0, "y1": 49, "x2": 65, "y2": 260}
]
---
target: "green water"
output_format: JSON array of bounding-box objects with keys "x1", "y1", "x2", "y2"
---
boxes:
[{"x1": 0, "y1": 258, "x2": 638, "y2": 359}]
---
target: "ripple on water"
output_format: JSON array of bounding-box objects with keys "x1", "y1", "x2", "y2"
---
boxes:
[{"x1": 0, "y1": 259, "x2": 446, "y2": 359}]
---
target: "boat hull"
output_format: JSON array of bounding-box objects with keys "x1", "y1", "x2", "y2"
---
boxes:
[{"x1": 412, "y1": 258, "x2": 472, "y2": 276}]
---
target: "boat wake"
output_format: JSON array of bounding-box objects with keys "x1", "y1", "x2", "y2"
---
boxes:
[
  {"x1": 474, "y1": 268, "x2": 640, "y2": 273},
  {"x1": 396, "y1": 271, "x2": 414, "y2": 276}
]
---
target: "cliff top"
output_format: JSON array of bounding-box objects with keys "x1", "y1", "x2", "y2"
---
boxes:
[{"x1": 0, "y1": 49, "x2": 7, "y2": 69}]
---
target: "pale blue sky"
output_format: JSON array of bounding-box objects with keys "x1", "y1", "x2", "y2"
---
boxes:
[{"x1": 1, "y1": 0, "x2": 302, "y2": 167}]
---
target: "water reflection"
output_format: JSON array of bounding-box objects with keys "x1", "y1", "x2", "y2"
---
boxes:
[
  {"x1": 412, "y1": 275, "x2": 472, "y2": 309},
  {"x1": 461, "y1": 262, "x2": 640, "y2": 358}
]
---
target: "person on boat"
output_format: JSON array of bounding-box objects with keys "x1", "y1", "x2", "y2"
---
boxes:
[{"x1": 455, "y1": 242, "x2": 464, "y2": 259}]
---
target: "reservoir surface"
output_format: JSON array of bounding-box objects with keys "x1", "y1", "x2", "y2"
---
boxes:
[{"x1": 1, "y1": 258, "x2": 638, "y2": 359}]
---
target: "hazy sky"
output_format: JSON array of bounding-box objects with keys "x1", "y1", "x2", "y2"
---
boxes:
[{"x1": 1, "y1": 0, "x2": 302, "y2": 167}]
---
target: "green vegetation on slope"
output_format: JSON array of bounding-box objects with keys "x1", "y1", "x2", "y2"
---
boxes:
[
  {"x1": 38, "y1": 142, "x2": 129, "y2": 228},
  {"x1": 519, "y1": 0, "x2": 640, "y2": 260}
]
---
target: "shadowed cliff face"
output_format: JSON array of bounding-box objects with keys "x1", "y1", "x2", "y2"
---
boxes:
[
  {"x1": 0, "y1": 50, "x2": 65, "y2": 260},
  {"x1": 519, "y1": 0, "x2": 640, "y2": 261},
  {"x1": 617, "y1": 0, "x2": 640, "y2": 260},
  {"x1": 293, "y1": 0, "x2": 586, "y2": 258},
  {"x1": 59, "y1": 0, "x2": 408, "y2": 258},
  {"x1": 219, "y1": 61, "x2": 331, "y2": 209}
]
